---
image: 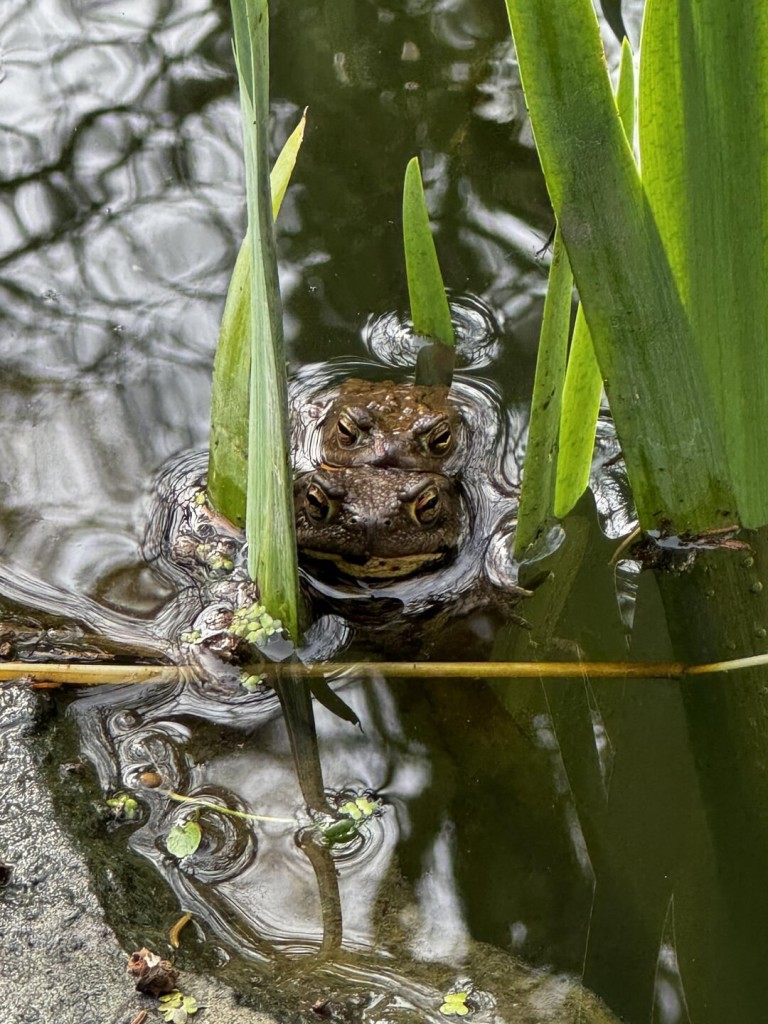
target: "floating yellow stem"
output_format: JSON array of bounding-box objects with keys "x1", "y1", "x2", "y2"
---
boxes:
[{"x1": 2, "y1": 655, "x2": 768, "y2": 686}]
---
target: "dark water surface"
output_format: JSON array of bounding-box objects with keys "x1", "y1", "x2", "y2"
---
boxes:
[{"x1": 2, "y1": 2, "x2": 757, "y2": 1023}]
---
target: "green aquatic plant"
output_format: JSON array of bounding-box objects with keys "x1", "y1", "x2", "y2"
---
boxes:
[
  {"x1": 207, "y1": 110, "x2": 306, "y2": 530},
  {"x1": 228, "y1": 600, "x2": 283, "y2": 646},
  {"x1": 439, "y1": 991, "x2": 470, "y2": 1017},
  {"x1": 240, "y1": 670, "x2": 266, "y2": 692},
  {"x1": 403, "y1": 156, "x2": 455, "y2": 351},
  {"x1": 319, "y1": 795, "x2": 381, "y2": 846},
  {"x1": 554, "y1": 39, "x2": 634, "y2": 521},
  {"x1": 155, "y1": 786, "x2": 294, "y2": 824},
  {"x1": 338, "y1": 795, "x2": 380, "y2": 820},
  {"x1": 505, "y1": 5, "x2": 768, "y2": 1016},
  {"x1": 106, "y1": 792, "x2": 139, "y2": 821},
  {"x1": 205, "y1": 0, "x2": 303, "y2": 640},
  {"x1": 514, "y1": 40, "x2": 634, "y2": 555},
  {"x1": 165, "y1": 820, "x2": 202, "y2": 858},
  {"x1": 403, "y1": 157, "x2": 456, "y2": 386},
  {"x1": 505, "y1": 0, "x2": 748, "y2": 540}
]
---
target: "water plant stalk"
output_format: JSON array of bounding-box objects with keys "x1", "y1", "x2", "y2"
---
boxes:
[
  {"x1": 8, "y1": 654, "x2": 768, "y2": 686},
  {"x1": 207, "y1": 111, "x2": 306, "y2": 527},
  {"x1": 516, "y1": 41, "x2": 633, "y2": 554},
  {"x1": 639, "y1": 0, "x2": 768, "y2": 528},
  {"x1": 230, "y1": 0, "x2": 299, "y2": 639}
]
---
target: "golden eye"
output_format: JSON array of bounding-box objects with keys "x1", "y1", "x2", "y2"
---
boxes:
[
  {"x1": 336, "y1": 413, "x2": 360, "y2": 448},
  {"x1": 306, "y1": 482, "x2": 334, "y2": 522},
  {"x1": 426, "y1": 421, "x2": 453, "y2": 456},
  {"x1": 411, "y1": 484, "x2": 441, "y2": 526}
]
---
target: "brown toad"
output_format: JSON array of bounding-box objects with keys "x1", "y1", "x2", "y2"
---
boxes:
[
  {"x1": 294, "y1": 465, "x2": 463, "y2": 581},
  {"x1": 320, "y1": 379, "x2": 463, "y2": 472}
]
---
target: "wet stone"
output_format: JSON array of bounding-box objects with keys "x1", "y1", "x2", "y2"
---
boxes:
[{"x1": 0, "y1": 685, "x2": 281, "y2": 1024}]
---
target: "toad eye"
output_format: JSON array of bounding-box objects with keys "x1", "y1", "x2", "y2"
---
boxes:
[
  {"x1": 305, "y1": 482, "x2": 336, "y2": 522},
  {"x1": 426, "y1": 420, "x2": 453, "y2": 457},
  {"x1": 336, "y1": 412, "x2": 363, "y2": 448},
  {"x1": 410, "y1": 484, "x2": 441, "y2": 526}
]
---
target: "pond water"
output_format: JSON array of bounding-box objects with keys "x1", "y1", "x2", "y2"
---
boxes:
[{"x1": 2, "y1": 2, "x2": 764, "y2": 1023}]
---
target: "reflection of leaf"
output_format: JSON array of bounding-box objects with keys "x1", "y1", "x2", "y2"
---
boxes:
[
  {"x1": 166, "y1": 821, "x2": 202, "y2": 858},
  {"x1": 439, "y1": 991, "x2": 469, "y2": 1016},
  {"x1": 321, "y1": 819, "x2": 358, "y2": 846},
  {"x1": 308, "y1": 677, "x2": 360, "y2": 727}
]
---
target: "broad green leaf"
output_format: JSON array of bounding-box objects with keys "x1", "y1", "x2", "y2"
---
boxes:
[
  {"x1": 555, "y1": 39, "x2": 635, "y2": 519},
  {"x1": 166, "y1": 820, "x2": 202, "y2": 858},
  {"x1": 233, "y1": 0, "x2": 300, "y2": 639},
  {"x1": 514, "y1": 229, "x2": 572, "y2": 557},
  {"x1": 505, "y1": 0, "x2": 735, "y2": 533},
  {"x1": 207, "y1": 109, "x2": 307, "y2": 528},
  {"x1": 403, "y1": 157, "x2": 455, "y2": 353},
  {"x1": 639, "y1": 0, "x2": 768, "y2": 527}
]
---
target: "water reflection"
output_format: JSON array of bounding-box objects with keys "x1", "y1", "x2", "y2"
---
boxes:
[{"x1": 68, "y1": 658, "x2": 612, "y2": 1019}]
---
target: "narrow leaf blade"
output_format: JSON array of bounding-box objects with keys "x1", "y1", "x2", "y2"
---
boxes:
[
  {"x1": 555, "y1": 39, "x2": 635, "y2": 518},
  {"x1": 403, "y1": 157, "x2": 455, "y2": 350},
  {"x1": 514, "y1": 230, "x2": 572, "y2": 557},
  {"x1": 207, "y1": 109, "x2": 307, "y2": 528},
  {"x1": 236, "y1": 1, "x2": 299, "y2": 639}
]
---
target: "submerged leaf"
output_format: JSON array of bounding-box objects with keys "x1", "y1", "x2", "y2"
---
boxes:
[
  {"x1": 321, "y1": 818, "x2": 359, "y2": 846},
  {"x1": 308, "y1": 676, "x2": 361, "y2": 727}
]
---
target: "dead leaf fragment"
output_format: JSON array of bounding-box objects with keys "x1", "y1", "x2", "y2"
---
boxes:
[{"x1": 127, "y1": 946, "x2": 179, "y2": 996}]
